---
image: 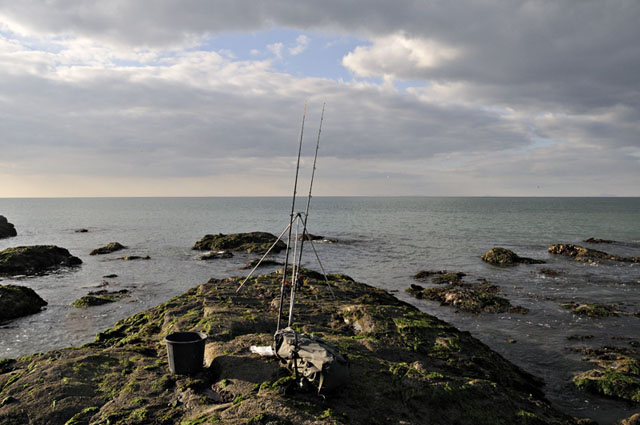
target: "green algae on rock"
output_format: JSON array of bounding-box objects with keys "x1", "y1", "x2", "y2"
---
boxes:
[
  {"x1": 481, "y1": 247, "x2": 545, "y2": 265},
  {"x1": 414, "y1": 270, "x2": 466, "y2": 284},
  {"x1": 0, "y1": 285, "x2": 47, "y2": 322},
  {"x1": 193, "y1": 232, "x2": 286, "y2": 254},
  {"x1": 549, "y1": 244, "x2": 640, "y2": 263},
  {"x1": 0, "y1": 245, "x2": 82, "y2": 276},
  {"x1": 561, "y1": 302, "x2": 619, "y2": 318},
  {"x1": 572, "y1": 346, "x2": 640, "y2": 404},
  {"x1": 72, "y1": 290, "x2": 130, "y2": 308},
  {"x1": 0, "y1": 271, "x2": 585, "y2": 424},
  {"x1": 90, "y1": 242, "x2": 127, "y2": 256}
]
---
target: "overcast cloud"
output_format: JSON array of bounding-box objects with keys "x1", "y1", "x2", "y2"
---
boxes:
[{"x1": 0, "y1": 0, "x2": 638, "y2": 196}]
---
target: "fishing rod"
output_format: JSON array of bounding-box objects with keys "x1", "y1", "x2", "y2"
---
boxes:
[
  {"x1": 277, "y1": 103, "x2": 307, "y2": 332},
  {"x1": 287, "y1": 102, "x2": 325, "y2": 327}
]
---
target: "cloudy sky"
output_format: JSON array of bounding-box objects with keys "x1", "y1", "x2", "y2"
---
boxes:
[{"x1": 0, "y1": 1, "x2": 638, "y2": 197}]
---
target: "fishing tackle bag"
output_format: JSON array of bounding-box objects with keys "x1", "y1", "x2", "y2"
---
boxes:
[{"x1": 273, "y1": 327, "x2": 349, "y2": 393}]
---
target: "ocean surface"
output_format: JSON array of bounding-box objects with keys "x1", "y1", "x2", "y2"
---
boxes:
[{"x1": 0, "y1": 197, "x2": 638, "y2": 424}]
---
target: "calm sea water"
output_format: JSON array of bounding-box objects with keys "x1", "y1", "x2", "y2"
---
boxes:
[{"x1": 1, "y1": 197, "x2": 639, "y2": 424}]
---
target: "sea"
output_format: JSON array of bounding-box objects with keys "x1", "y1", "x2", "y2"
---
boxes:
[{"x1": 0, "y1": 197, "x2": 639, "y2": 424}]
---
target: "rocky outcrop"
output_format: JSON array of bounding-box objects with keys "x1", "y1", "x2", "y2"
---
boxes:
[
  {"x1": 0, "y1": 271, "x2": 584, "y2": 425},
  {"x1": 0, "y1": 285, "x2": 47, "y2": 321},
  {"x1": 0, "y1": 216, "x2": 17, "y2": 239},
  {"x1": 571, "y1": 346, "x2": 640, "y2": 404},
  {"x1": 0, "y1": 245, "x2": 82, "y2": 276},
  {"x1": 193, "y1": 232, "x2": 286, "y2": 254},
  {"x1": 90, "y1": 242, "x2": 127, "y2": 255},
  {"x1": 72, "y1": 289, "x2": 130, "y2": 308},
  {"x1": 549, "y1": 244, "x2": 639, "y2": 263},
  {"x1": 481, "y1": 247, "x2": 545, "y2": 265}
]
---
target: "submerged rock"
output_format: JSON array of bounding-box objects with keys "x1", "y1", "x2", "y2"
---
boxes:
[
  {"x1": 121, "y1": 255, "x2": 150, "y2": 261},
  {"x1": 549, "y1": 244, "x2": 639, "y2": 263},
  {"x1": 72, "y1": 290, "x2": 130, "y2": 308},
  {"x1": 561, "y1": 302, "x2": 619, "y2": 318},
  {"x1": 0, "y1": 245, "x2": 82, "y2": 276},
  {"x1": 0, "y1": 284, "x2": 47, "y2": 321},
  {"x1": 242, "y1": 258, "x2": 282, "y2": 269},
  {"x1": 0, "y1": 216, "x2": 17, "y2": 239},
  {"x1": 481, "y1": 247, "x2": 545, "y2": 265},
  {"x1": 0, "y1": 271, "x2": 583, "y2": 425},
  {"x1": 414, "y1": 270, "x2": 466, "y2": 284},
  {"x1": 200, "y1": 250, "x2": 233, "y2": 260},
  {"x1": 584, "y1": 237, "x2": 616, "y2": 244},
  {"x1": 572, "y1": 346, "x2": 640, "y2": 404},
  {"x1": 407, "y1": 274, "x2": 528, "y2": 315},
  {"x1": 193, "y1": 232, "x2": 286, "y2": 254},
  {"x1": 90, "y1": 242, "x2": 127, "y2": 256}
]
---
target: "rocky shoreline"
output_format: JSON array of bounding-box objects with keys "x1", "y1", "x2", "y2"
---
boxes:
[{"x1": 0, "y1": 269, "x2": 592, "y2": 425}]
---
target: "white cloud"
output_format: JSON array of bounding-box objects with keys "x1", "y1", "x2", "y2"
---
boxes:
[
  {"x1": 289, "y1": 34, "x2": 309, "y2": 55},
  {"x1": 343, "y1": 33, "x2": 459, "y2": 80},
  {"x1": 267, "y1": 42, "x2": 283, "y2": 59}
]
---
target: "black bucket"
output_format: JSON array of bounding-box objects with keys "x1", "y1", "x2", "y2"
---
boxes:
[{"x1": 164, "y1": 331, "x2": 207, "y2": 375}]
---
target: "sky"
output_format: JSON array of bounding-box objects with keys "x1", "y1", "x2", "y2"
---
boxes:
[{"x1": 0, "y1": 1, "x2": 638, "y2": 197}]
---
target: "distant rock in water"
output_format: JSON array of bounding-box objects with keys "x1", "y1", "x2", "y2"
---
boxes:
[
  {"x1": 90, "y1": 242, "x2": 127, "y2": 256},
  {"x1": 481, "y1": 247, "x2": 545, "y2": 265},
  {"x1": 0, "y1": 245, "x2": 82, "y2": 276},
  {"x1": 584, "y1": 237, "x2": 616, "y2": 244},
  {"x1": 413, "y1": 270, "x2": 466, "y2": 284},
  {"x1": 72, "y1": 289, "x2": 130, "y2": 308},
  {"x1": 0, "y1": 284, "x2": 47, "y2": 321},
  {"x1": 561, "y1": 302, "x2": 619, "y2": 318},
  {"x1": 75, "y1": 228, "x2": 89, "y2": 233},
  {"x1": 193, "y1": 232, "x2": 286, "y2": 254},
  {"x1": 298, "y1": 232, "x2": 324, "y2": 241},
  {"x1": 0, "y1": 216, "x2": 17, "y2": 239},
  {"x1": 120, "y1": 255, "x2": 150, "y2": 261},
  {"x1": 549, "y1": 243, "x2": 639, "y2": 263},
  {"x1": 200, "y1": 250, "x2": 233, "y2": 260},
  {"x1": 242, "y1": 258, "x2": 282, "y2": 269}
]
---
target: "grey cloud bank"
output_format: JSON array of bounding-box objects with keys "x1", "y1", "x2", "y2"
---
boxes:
[{"x1": 0, "y1": 0, "x2": 638, "y2": 196}]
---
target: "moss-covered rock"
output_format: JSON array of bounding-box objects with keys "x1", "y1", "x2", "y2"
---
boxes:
[
  {"x1": 549, "y1": 244, "x2": 639, "y2": 263},
  {"x1": 408, "y1": 272, "x2": 528, "y2": 315},
  {"x1": 0, "y1": 216, "x2": 17, "y2": 239},
  {"x1": 0, "y1": 271, "x2": 584, "y2": 425},
  {"x1": 90, "y1": 242, "x2": 127, "y2": 256},
  {"x1": 0, "y1": 245, "x2": 82, "y2": 276},
  {"x1": 481, "y1": 247, "x2": 545, "y2": 265},
  {"x1": 561, "y1": 302, "x2": 619, "y2": 318},
  {"x1": 0, "y1": 285, "x2": 47, "y2": 321},
  {"x1": 572, "y1": 347, "x2": 640, "y2": 403},
  {"x1": 193, "y1": 232, "x2": 286, "y2": 254},
  {"x1": 243, "y1": 258, "x2": 283, "y2": 269},
  {"x1": 72, "y1": 290, "x2": 130, "y2": 308}
]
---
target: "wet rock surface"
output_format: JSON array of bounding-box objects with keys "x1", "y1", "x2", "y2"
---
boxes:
[
  {"x1": 0, "y1": 245, "x2": 82, "y2": 276},
  {"x1": 481, "y1": 247, "x2": 545, "y2": 265},
  {"x1": 193, "y1": 232, "x2": 286, "y2": 254},
  {"x1": 242, "y1": 258, "x2": 282, "y2": 269},
  {"x1": 200, "y1": 250, "x2": 233, "y2": 261},
  {"x1": 72, "y1": 289, "x2": 131, "y2": 308},
  {"x1": 549, "y1": 244, "x2": 640, "y2": 263},
  {"x1": 414, "y1": 270, "x2": 466, "y2": 285},
  {"x1": 561, "y1": 302, "x2": 620, "y2": 318},
  {"x1": 0, "y1": 285, "x2": 47, "y2": 322},
  {"x1": 0, "y1": 216, "x2": 17, "y2": 239},
  {"x1": 408, "y1": 277, "x2": 529, "y2": 315},
  {"x1": 90, "y1": 242, "x2": 127, "y2": 256},
  {"x1": 570, "y1": 346, "x2": 640, "y2": 404},
  {"x1": 0, "y1": 270, "x2": 585, "y2": 425}
]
